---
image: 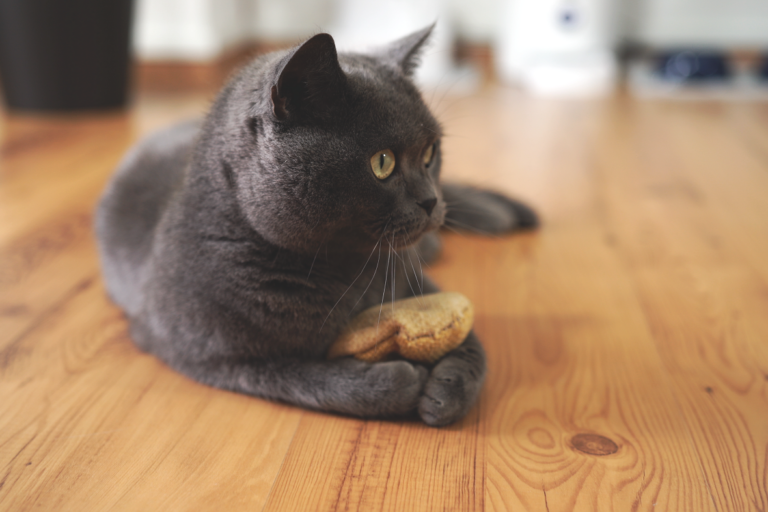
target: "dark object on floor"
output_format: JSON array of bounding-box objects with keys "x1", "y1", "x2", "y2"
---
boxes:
[
  {"x1": 0, "y1": 0, "x2": 133, "y2": 112},
  {"x1": 758, "y1": 54, "x2": 768, "y2": 81},
  {"x1": 655, "y1": 50, "x2": 732, "y2": 82}
]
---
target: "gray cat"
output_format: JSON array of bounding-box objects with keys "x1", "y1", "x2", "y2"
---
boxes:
[{"x1": 95, "y1": 26, "x2": 537, "y2": 426}]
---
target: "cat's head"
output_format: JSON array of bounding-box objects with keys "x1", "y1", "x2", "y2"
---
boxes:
[{"x1": 209, "y1": 25, "x2": 444, "y2": 256}]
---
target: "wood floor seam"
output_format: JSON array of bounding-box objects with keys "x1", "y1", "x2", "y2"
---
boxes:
[{"x1": 0, "y1": 275, "x2": 97, "y2": 367}]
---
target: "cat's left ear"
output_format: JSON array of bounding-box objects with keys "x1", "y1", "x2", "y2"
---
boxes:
[
  {"x1": 377, "y1": 23, "x2": 435, "y2": 77},
  {"x1": 271, "y1": 33, "x2": 346, "y2": 122}
]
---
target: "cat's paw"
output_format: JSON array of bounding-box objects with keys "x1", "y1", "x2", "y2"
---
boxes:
[
  {"x1": 442, "y1": 184, "x2": 539, "y2": 235},
  {"x1": 490, "y1": 192, "x2": 539, "y2": 231},
  {"x1": 418, "y1": 358, "x2": 484, "y2": 427},
  {"x1": 363, "y1": 360, "x2": 429, "y2": 417}
]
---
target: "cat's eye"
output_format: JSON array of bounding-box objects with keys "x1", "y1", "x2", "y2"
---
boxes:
[
  {"x1": 423, "y1": 142, "x2": 437, "y2": 166},
  {"x1": 371, "y1": 149, "x2": 395, "y2": 180}
]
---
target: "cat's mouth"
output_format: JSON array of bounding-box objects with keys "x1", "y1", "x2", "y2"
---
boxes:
[
  {"x1": 388, "y1": 227, "x2": 420, "y2": 249},
  {"x1": 391, "y1": 208, "x2": 444, "y2": 249},
  {"x1": 365, "y1": 204, "x2": 444, "y2": 252},
  {"x1": 387, "y1": 222, "x2": 439, "y2": 250}
]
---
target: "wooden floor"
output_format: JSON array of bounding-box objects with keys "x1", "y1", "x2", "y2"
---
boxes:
[{"x1": 1, "y1": 84, "x2": 768, "y2": 511}]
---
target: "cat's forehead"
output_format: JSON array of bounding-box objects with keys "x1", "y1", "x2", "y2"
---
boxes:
[{"x1": 340, "y1": 55, "x2": 441, "y2": 143}]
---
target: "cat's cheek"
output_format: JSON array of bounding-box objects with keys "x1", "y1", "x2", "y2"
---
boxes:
[{"x1": 433, "y1": 207, "x2": 446, "y2": 230}]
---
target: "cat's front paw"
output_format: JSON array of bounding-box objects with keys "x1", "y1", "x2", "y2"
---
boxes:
[
  {"x1": 362, "y1": 360, "x2": 428, "y2": 417},
  {"x1": 492, "y1": 192, "x2": 539, "y2": 231},
  {"x1": 418, "y1": 359, "x2": 484, "y2": 427},
  {"x1": 442, "y1": 184, "x2": 539, "y2": 235}
]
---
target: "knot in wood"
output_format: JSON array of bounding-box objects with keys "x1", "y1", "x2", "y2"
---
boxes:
[{"x1": 571, "y1": 433, "x2": 618, "y2": 456}]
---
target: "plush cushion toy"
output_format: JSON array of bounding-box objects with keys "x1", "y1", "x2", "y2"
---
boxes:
[{"x1": 327, "y1": 292, "x2": 474, "y2": 363}]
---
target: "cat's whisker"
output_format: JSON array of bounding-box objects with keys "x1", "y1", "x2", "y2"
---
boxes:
[
  {"x1": 426, "y1": 65, "x2": 459, "y2": 112},
  {"x1": 445, "y1": 202, "x2": 492, "y2": 213},
  {"x1": 413, "y1": 248, "x2": 426, "y2": 295},
  {"x1": 306, "y1": 238, "x2": 325, "y2": 280},
  {"x1": 403, "y1": 233, "x2": 425, "y2": 297},
  {"x1": 306, "y1": 217, "x2": 322, "y2": 236},
  {"x1": 406, "y1": 237, "x2": 430, "y2": 299},
  {"x1": 429, "y1": 67, "x2": 473, "y2": 120},
  {"x1": 444, "y1": 188, "x2": 500, "y2": 204},
  {"x1": 443, "y1": 218, "x2": 500, "y2": 238},
  {"x1": 443, "y1": 216, "x2": 486, "y2": 231},
  {"x1": 319, "y1": 237, "x2": 382, "y2": 332},
  {"x1": 387, "y1": 234, "x2": 420, "y2": 306},
  {"x1": 445, "y1": 205, "x2": 499, "y2": 217},
  {"x1": 377, "y1": 238, "x2": 393, "y2": 334},
  {"x1": 400, "y1": 250, "x2": 422, "y2": 304},
  {"x1": 434, "y1": 115, "x2": 474, "y2": 133},
  {"x1": 444, "y1": 197, "x2": 483, "y2": 207},
  {"x1": 407, "y1": 232, "x2": 432, "y2": 271},
  {"x1": 304, "y1": 218, "x2": 325, "y2": 278},
  {"x1": 434, "y1": 87, "x2": 473, "y2": 117},
  {"x1": 445, "y1": 197, "x2": 485, "y2": 206},
  {"x1": 433, "y1": 107, "x2": 471, "y2": 131},
  {"x1": 271, "y1": 247, "x2": 282, "y2": 265},
  {"x1": 350, "y1": 235, "x2": 384, "y2": 314},
  {"x1": 441, "y1": 223, "x2": 463, "y2": 236},
  {"x1": 349, "y1": 216, "x2": 391, "y2": 329},
  {"x1": 390, "y1": 233, "x2": 396, "y2": 312},
  {"x1": 376, "y1": 216, "x2": 393, "y2": 240}
]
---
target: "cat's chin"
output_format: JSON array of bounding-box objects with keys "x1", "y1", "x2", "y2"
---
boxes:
[{"x1": 390, "y1": 226, "x2": 438, "y2": 250}]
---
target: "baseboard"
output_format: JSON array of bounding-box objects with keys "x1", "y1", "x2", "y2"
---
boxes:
[
  {"x1": 134, "y1": 42, "x2": 296, "y2": 94},
  {"x1": 135, "y1": 41, "x2": 496, "y2": 94}
]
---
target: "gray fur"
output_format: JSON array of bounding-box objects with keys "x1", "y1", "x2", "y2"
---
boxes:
[{"x1": 96, "y1": 28, "x2": 537, "y2": 426}]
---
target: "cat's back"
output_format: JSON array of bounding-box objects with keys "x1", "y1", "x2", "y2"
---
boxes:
[{"x1": 95, "y1": 119, "x2": 201, "y2": 316}]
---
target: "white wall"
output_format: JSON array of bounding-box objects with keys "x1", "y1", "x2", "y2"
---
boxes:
[
  {"x1": 632, "y1": 0, "x2": 768, "y2": 47},
  {"x1": 132, "y1": 0, "x2": 768, "y2": 62},
  {"x1": 251, "y1": 0, "x2": 334, "y2": 41},
  {"x1": 133, "y1": 0, "x2": 252, "y2": 60},
  {"x1": 449, "y1": 0, "x2": 501, "y2": 43},
  {"x1": 132, "y1": 0, "x2": 496, "y2": 62}
]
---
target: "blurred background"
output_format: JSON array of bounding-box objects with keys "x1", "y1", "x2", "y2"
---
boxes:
[{"x1": 2, "y1": 0, "x2": 768, "y2": 111}]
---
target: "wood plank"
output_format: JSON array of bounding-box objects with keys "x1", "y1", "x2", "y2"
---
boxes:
[
  {"x1": 0, "y1": 275, "x2": 303, "y2": 511},
  {"x1": 594, "y1": 99, "x2": 768, "y2": 511},
  {"x1": 433, "y1": 94, "x2": 716, "y2": 510},
  {"x1": 2, "y1": 86, "x2": 768, "y2": 511},
  {"x1": 0, "y1": 116, "x2": 131, "y2": 361},
  {"x1": 0, "y1": 116, "x2": 131, "y2": 243},
  {"x1": 0, "y1": 213, "x2": 95, "y2": 348},
  {"x1": 476, "y1": 230, "x2": 717, "y2": 510},
  {"x1": 263, "y1": 402, "x2": 484, "y2": 511}
]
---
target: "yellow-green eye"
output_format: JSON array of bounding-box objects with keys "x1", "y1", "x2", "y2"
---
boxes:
[
  {"x1": 423, "y1": 143, "x2": 436, "y2": 166},
  {"x1": 371, "y1": 149, "x2": 395, "y2": 179}
]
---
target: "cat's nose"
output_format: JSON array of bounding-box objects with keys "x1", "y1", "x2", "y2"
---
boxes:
[{"x1": 417, "y1": 198, "x2": 437, "y2": 216}]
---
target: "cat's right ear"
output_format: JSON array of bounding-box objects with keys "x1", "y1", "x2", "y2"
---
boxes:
[
  {"x1": 271, "y1": 34, "x2": 346, "y2": 122},
  {"x1": 378, "y1": 24, "x2": 435, "y2": 77}
]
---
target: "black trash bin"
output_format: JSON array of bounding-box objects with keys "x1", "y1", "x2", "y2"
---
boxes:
[{"x1": 0, "y1": 0, "x2": 133, "y2": 112}]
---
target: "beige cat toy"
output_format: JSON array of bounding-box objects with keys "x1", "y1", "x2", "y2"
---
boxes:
[{"x1": 328, "y1": 292, "x2": 474, "y2": 364}]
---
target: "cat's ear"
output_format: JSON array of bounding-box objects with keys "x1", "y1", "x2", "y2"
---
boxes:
[
  {"x1": 377, "y1": 24, "x2": 435, "y2": 77},
  {"x1": 271, "y1": 33, "x2": 346, "y2": 122}
]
